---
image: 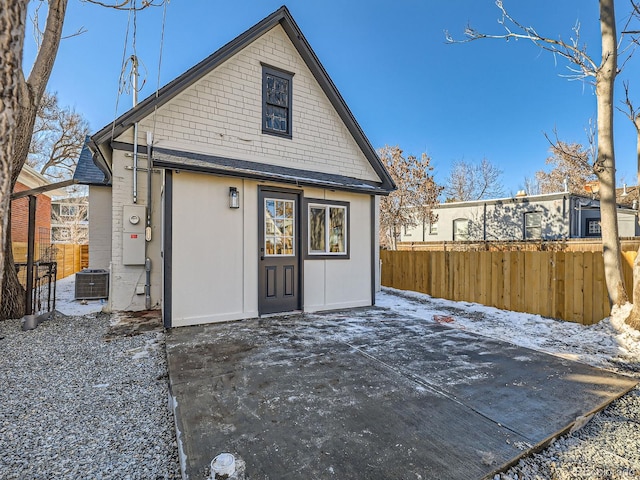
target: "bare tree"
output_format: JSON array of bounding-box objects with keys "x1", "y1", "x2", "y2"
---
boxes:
[
  {"x1": 536, "y1": 141, "x2": 597, "y2": 194},
  {"x1": 27, "y1": 91, "x2": 90, "y2": 180},
  {"x1": 620, "y1": 82, "x2": 640, "y2": 328},
  {"x1": 447, "y1": 0, "x2": 630, "y2": 307},
  {"x1": 0, "y1": 0, "x2": 164, "y2": 320},
  {"x1": 521, "y1": 175, "x2": 542, "y2": 196},
  {"x1": 0, "y1": 0, "x2": 67, "y2": 321},
  {"x1": 378, "y1": 145, "x2": 443, "y2": 250},
  {"x1": 0, "y1": 1, "x2": 29, "y2": 314},
  {"x1": 621, "y1": 81, "x2": 640, "y2": 187},
  {"x1": 52, "y1": 198, "x2": 88, "y2": 244},
  {"x1": 444, "y1": 158, "x2": 504, "y2": 202}
]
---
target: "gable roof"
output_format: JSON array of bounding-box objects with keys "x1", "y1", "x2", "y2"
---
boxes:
[
  {"x1": 90, "y1": 5, "x2": 394, "y2": 193},
  {"x1": 615, "y1": 185, "x2": 639, "y2": 207},
  {"x1": 14, "y1": 164, "x2": 67, "y2": 198},
  {"x1": 73, "y1": 136, "x2": 112, "y2": 186}
]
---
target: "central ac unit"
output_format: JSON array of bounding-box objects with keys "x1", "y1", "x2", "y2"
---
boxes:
[{"x1": 75, "y1": 269, "x2": 109, "y2": 300}]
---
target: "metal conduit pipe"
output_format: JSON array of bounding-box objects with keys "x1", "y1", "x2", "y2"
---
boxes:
[
  {"x1": 145, "y1": 131, "x2": 154, "y2": 310},
  {"x1": 133, "y1": 123, "x2": 138, "y2": 203},
  {"x1": 132, "y1": 56, "x2": 139, "y2": 204}
]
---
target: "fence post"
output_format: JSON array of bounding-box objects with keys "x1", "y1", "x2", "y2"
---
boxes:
[{"x1": 25, "y1": 196, "x2": 37, "y2": 315}]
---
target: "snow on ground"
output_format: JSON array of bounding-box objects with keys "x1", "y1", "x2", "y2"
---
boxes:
[
  {"x1": 378, "y1": 287, "x2": 640, "y2": 372},
  {"x1": 54, "y1": 274, "x2": 105, "y2": 316},
  {"x1": 53, "y1": 274, "x2": 640, "y2": 371}
]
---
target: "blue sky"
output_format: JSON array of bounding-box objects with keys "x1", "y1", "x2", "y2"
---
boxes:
[{"x1": 24, "y1": 0, "x2": 640, "y2": 193}]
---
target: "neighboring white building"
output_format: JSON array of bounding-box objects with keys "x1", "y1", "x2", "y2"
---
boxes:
[
  {"x1": 401, "y1": 192, "x2": 639, "y2": 243},
  {"x1": 73, "y1": 7, "x2": 395, "y2": 327},
  {"x1": 50, "y1": 196, "x2": 89, "y2": 244}
]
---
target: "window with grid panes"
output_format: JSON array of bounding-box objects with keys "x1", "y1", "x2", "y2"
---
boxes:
[{"x1": 262, "y1": 66, "x2": 293, "y2": 138}]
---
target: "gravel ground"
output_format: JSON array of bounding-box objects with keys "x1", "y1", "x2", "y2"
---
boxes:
[
  {"x1": 496, "y1": 382, "x2": 640, "y2": 480},
  {"x1": 0, "y1": 311, "x2": 181, "y2": 480},
  {"x1": 2, "y1": 303, "x2": 640, "y2": 480}
]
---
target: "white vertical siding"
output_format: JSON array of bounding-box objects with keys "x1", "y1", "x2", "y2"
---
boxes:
[{"x1": 88, "y1": 186, "x2": 112, "y2": 270}]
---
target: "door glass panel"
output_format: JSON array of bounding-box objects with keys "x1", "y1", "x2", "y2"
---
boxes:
[
  {"x1": 266, "y1": 200, "x2": 276, "y2": 218},
  {"x1": 266, "y1": 219, "x2": 275, "y2": 235},
  {"x1": 265, "y1": 198, "x2": 295, "y2": 256},
  {"x1": 265, "y1": 238, "x2": 275, "y2": 255}
]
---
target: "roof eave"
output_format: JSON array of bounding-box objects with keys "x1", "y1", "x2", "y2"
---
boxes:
[
  {"x1": 92, "y1": 7, "x2": 290, "y2": 147},
  {"x1": 152, "y1": 147, "x2": 392, "y2": 195}
]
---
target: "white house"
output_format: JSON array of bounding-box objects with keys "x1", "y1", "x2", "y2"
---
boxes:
[
  {"x1": 400, "y1": 192, "x2": 639, "y2": 243},
  {"x1": 50, "y1": 195, "x2": 89, "y2": 244},
  {"x1": 73, "y1": 7, "x2": 395, "y2": 327}
]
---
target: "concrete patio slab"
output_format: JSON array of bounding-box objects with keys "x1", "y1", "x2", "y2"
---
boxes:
[{"x1": 166, "y1": 307, "x2": 638, "y2": 479}]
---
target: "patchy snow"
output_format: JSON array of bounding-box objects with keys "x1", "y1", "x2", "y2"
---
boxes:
[
  {"x1": 128, "y1": 336, "x2": 163, "y2": 360},
  {"x1": 54, "y1": 274, "x2": 105, "y2": 316},
  {"x1": 378, "y1": 287, "x2": 640, "y2": 372}
]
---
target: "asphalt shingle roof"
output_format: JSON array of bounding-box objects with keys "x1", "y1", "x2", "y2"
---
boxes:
[{"x1": 73, "y1": 137, "x2": 111, "y2": 186}]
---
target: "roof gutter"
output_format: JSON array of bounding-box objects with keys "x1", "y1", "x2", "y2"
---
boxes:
[{"x1": 89, "y1": 139, "x2": 113, "y2": 185}]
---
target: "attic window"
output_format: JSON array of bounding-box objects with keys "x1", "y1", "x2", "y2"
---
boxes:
[{"x1": 262, "y1": 65, "x2": 293, "y2": 138}]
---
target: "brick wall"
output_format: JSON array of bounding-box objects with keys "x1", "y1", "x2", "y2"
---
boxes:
[
  {"x1": 11, "y1": 182, "x2": 52, "y2": 243},
  {"x1": 107, "y1": 151, "x2": 163, "y2": 312}
]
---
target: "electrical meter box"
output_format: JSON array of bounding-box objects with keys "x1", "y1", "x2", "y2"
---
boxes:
[{"x1": 123, "y1": 205, "x2": 146, "y2": 265}]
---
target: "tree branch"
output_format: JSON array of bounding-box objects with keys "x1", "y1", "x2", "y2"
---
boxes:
[
  {"x1": 446, "y1": 0, "x2": 599, "y2": 79},
  {"x1": 27, "y1": 0, "x2": 67, "y2": 103},
  {"x1": 82, "y1": 0, "x2": 166, "y2": 10}
]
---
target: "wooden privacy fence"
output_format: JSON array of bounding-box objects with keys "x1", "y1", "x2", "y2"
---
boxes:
[
  {"x1": 380, "y1": 249, "x2": 637, "y2": 325},
  {"x1": 12, "y1": 243, "x2": 89, "y2": 280},
  {"x1": 397, "y1": 238, "x2": 640, "y2": 253}
]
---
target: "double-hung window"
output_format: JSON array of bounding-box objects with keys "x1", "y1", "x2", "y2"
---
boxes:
[
  {"x1": 262, "y1": 65, "x2": 293, "y2": 138},
  {"x1": 306, "y1": 200, "x2": 349, "y2": 258},
  {"x1": 60, "y1": 204, "x2": 78, "y2": 217},
  {"x1": 524, "y1": 212, "x2": 542, "y2": 240},
  {"x1": 453, "y1": 218, "x2": 469, "y2": 241}
]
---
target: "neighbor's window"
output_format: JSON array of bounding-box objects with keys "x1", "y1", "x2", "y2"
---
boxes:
[
  {"x1": 524, "y1": 212, "x2": 542, "y2": 240},
  {"x1": 453, "y1": 218, "x2": 469, "y2": 241},
  {"x1": 586, "y1": 218, "x2": 601, "y2": 237},
  {"x1": 60, "y1": 204, "x2": 78, "y2": 217},
  {"x1": 262, "y1": 65, "x2": 293, "y2": 138},
  {"x1": 429, "y1": 221, "x2": 438, "y2": 235},
  {"x1": 308, "y1": 202, "x2": 348, "y2": 256}
]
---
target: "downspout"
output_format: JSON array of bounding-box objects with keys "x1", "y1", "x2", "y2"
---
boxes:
[
  {"x1": 577, "y1": 199, "x2": 582, "y2": 238},
  {"x1": 145, "y1": 131, "x2": 154, "y2": 310},
  {"x1": 562, "y1": 195, "x2": 567, "y2": 238},
  {"x1": 483, "y1": 202, "x2": 487, "y2": 241}
]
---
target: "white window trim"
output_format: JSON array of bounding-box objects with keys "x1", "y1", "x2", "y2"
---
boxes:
[
  {"x1": 307, "y1": 202, "x2": 348, "y2": 257},
  {"x1": 524, "y1": 211, "x2": 542, "y2": 240},
  {"x1": 453, "y1": 218, "x2": 469, "y2": 241}
]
